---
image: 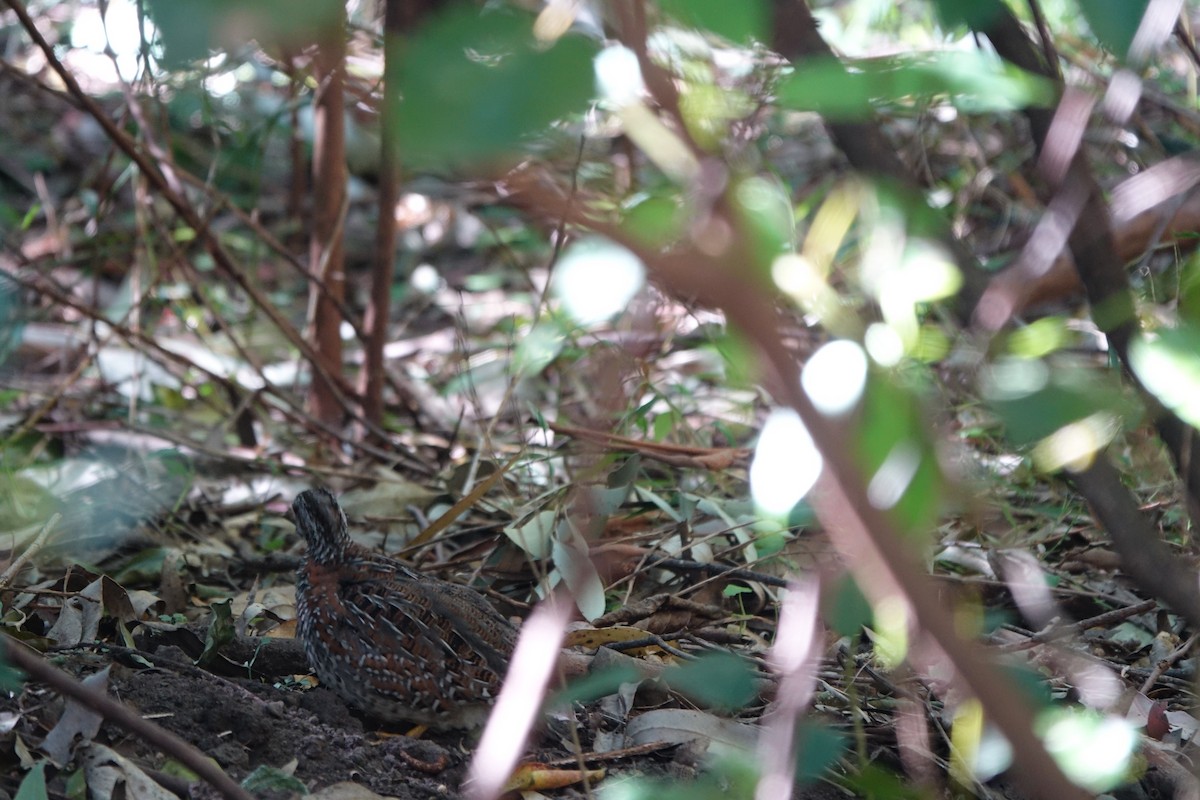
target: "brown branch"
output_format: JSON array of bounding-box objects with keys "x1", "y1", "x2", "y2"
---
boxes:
[
  {"x1": 1069, "y1": 459, "x2": 1200, "y2": 628},
  {"x1": 361, "y1": 0, "x2": 405, "y2": 434},
  {"x1": 505, "y1": 170, "x2": 1088, "y2": 800},
  {"x1": 977, "y1": 3, "x2": 1200, "y2": 531},
  {"x1": 307, "y1": 14, "x2": 350, "y2": 427}
]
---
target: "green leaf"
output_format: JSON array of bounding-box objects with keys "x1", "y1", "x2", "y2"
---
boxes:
[
  {"x1": 0, "y1": 474, "x2": 57, "y2": 534},
  {"x1": 0, "y1": 273, "x2": 23, "y2": 367},
  {"x1": 0, "y1": 637, "x2": 27, "y2": 693},
  {"x1": 984, "y1": 359, "x2": 1137, "y2": 445},
  {"x1": 824, "y1": 574, "x2": 872, "y2": 637},
  {"x1": 1000, "y1": 662, "x2": 1054, "y2": 708},
  {"x1": 928, "y1": 0, "x2": 1007, "y2": 29},
  {"x1": 730, "y1": 175, "x2": 794, "y2": 280},
  {"x1": 513, "y1": 321, "x2": 566, "y2": 377},
  {"x1": 504, "y1": 511, "x2": 555, "y2": 560},
  {"x1": 608, "y1": 455, "x2": 642, "y2": 489},
  {"x1": 794, "y1": 722, "x2": 847, "y2": 782},
  {"x1": 552, "y1": 523, "x2": 607, "y2": 621},
  {"x1": 662, "y1": 651, "x2": 757, "y2": 711},
  {"x1": 842, "y1": 763, "x2": 927, "y2": 800},
  {"x1": 241, "y1": 765, "x2": 308, "y2": 794},
  {"x1": 1037, "y1": 707, "x2": 1137, "y2": 792},
  {"x1": 853, "y1": 373, "x2": 942, "y2": 536},
  {"x1": 658, "y1": 0, "x2": 768, "y2": 43},
  {"x1": 1076, "y1": 0, "x2": 1149, "y2": 60},
  {"x1": 602, "y1": 750, "x2": 759, "y2": 800},
  {"x1": 621, "y1": 191, "x2": 687, "y2": 248},
  {"x1": 1177, "y1": 253, "x2": 1200, "y2": 326},
  {"x1": 197, "y1": 599, "x2": 233, "y2": 667},
  {"x1": 777, "y1": 51, "x2": 1056, "y2": 119},
  {"x1": 14, "y1": 763, "x2": 47, "y2": 800},
  {"x1": 146, "y1": 0, "x2": 344, "y2": 66},
  {"x1": 1130, "y1": 325, "x2": 1200, "y2": 430},
  {"x1": 1005, "y1": 316, "x2": 1075, "y2": 359},
  {"x1": 549, "y1": 662, "x2": 642, "y2": 706},
  {"x1": 393, "y1": 5, "x2": 599, "y2": 165}
]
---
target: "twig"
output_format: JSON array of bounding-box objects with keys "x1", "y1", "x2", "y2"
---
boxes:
[
  {"x1": 996, "y1": 599, "x2": 1158, "y2": 652},
  {"x1": 1138, "y1": 632, "x2": 1200, "y2": 696},
  {"x1": 644, "y1": 557, "x2": 792, "y2": 589},
  {"x1": 5, "y1": 267, "x2": 428, "y2": 473},
  {"x1": 0, "y1": 513, "x2": 61, "y2": 588}
]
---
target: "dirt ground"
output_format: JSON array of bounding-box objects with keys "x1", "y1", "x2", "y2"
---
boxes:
[
  {"x1": 3, "y1": 630, "x2": 877, "y2": 800},
  {"x1": 4, "y1": 625, "x2": 732, "y2": 800},
  {"x1": 12, "y1": 646, "x2": 469, "y2": 798}
]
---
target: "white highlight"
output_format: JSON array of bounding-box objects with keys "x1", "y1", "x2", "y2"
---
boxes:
[
  {"x1": 466, "y1": 600, "x2": 570, "y2": 800},
  {"x1": 595, "y1": 45, "x2": 646, "y2": 107},
  {"x1": 750, "y1": 409, "x2": 822, "y2": 515},
  {"x1": 552, "y1": 239, "x2": 645, "y2": 327},
  {"x1": 801, "y1": 340, "x2": 868, "y2": 416}
]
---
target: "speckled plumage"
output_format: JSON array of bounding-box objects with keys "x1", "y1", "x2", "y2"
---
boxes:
[{"x1": 292, "y1": 488, "x2": 518, "y2": 728}]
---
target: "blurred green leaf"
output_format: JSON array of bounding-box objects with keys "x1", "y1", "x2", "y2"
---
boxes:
[
  {"x1": 730, "y1": 175, "x2": 794, "y2": 280},
  {"x1": 928, "y1": 0, "x2": 1007, "y2": 29},
  {"x1": 1076, "y1": 0, "x2": 1148, "y2": 60},
  {"x1": 662, "y1": 651, "x2": 757, "y2": 711},
  {"x1": 653, "y1": 409, "x2": 680, "y2": 442},
  {"x1": 709, "y1": 330, "x2": 755, "y2": 386},
  {"x1": 0, "y1": 273, "x2": 22, "y2": 367},
  {"x1": 0, "y1": 474, "x2": 57, "y2": 534},
  {"x1": 0, "y1": 638, "x2": 27, "y2": 693},
  {"x1": 608, "y1": 455, "x2": 642, "y2": 488},
  {"x1": 504, "y1": 510, "x2": 555, "y2": 559},
  {"x1": 984, "y1": 359, "x2": 1137, "y2": 445},
  {"x1": 550, "y1": 662, "x2": 642, "y2": 706},
  {"x1": 680, "y1": 82, "x2": 753, "y2": 151},
  {"x1": 842, "y1": 762, "x2": 926, "y2": 799},
  {"x1": 795, "y1": 722, "x2": 847, "y2": 782},
  {"x1": 513, "y1": 321, "x2": 566, "y2": 376},
  {"x1": 658, "y1": 0, "x2": 768, "y2": 43},
  {"x1": 14, "y1": 762, "x2": 46, "y2": 800},
  {"x1": 147, "y1": 449, "x2": 194, "y2": 485},
  {"x1": 778, "y1": 52, "x2": 1056, "y2": 119},
  {"x1": 605, "y1": 748, "x2": 759, "y2": 800},
  {"x1": 1000, "y1": 662, "x2": 1054, "y2": 709},
  {"x1": 853, "y1": 373, "x2": 942, "y2": 536},
  {"x1": 393, "y1": 5, "x2": 599, "y2": 165},
  {"x1": 1130, "y1": 325, "x2": 1200, "y2": 430},
  {"x1": 825, "y1": 574, "x2": 872, "y2": 637},
  {"x1": 1037, "y1": 707, "x2": 1137, "y2": 792},
  {"x1": 158, "y1": 758, "x2": 200, "y2": 784},
  {"x1": 621, "y1": 191, "x2": 687, "y2": 248},
  {"x1": 1180, "y1": 254, "x2": 1200, "y2": 326},
  {"x1": 146, "y1": 0, "x2": 344, "y2": 66},
  {"x1": 1005, "y1": 317, "x2": 1075, "y2": 359},
  {"x1": 552, "y1": 525, "x2": 607, "y2": 621},
  {"x1": 109, "y1": 547, "x2": 169, "y2": 585}
]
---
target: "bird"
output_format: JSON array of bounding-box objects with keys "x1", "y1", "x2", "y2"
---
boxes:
[{"x1": 291, "y1": 487, "x2": 519, "y2": 729}]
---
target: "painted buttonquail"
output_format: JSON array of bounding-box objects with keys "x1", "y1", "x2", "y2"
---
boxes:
[{"x1": 292, "y1": 487, "x2": 519, "y2": 729}]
